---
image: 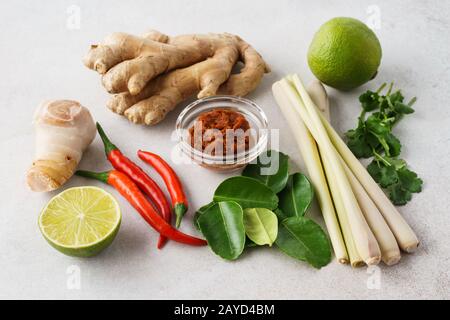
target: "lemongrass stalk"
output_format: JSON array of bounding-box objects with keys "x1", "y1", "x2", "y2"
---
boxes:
[
  {"x1": 306, "y1": 79, "x2": 330, "y2": 120},
  {"x1": 321, "y1": 157, "x2": 364, "y2": 267},
  {"x1": 272, "y1": 81, "x2": 349, "y2": 264},
  {"x1": 343, "y1": 163, "x2": 401, "y2": 265},
  {"x1": 315, "y1": 103, "x2": 419, "y2": 252},
  {"x1": 307, "y1": 80, "x2": 401, "y2": 266},
  {"x1": 284, "y1": 75, "x2": 381, "y2": 265},
  {"x1": 307, "y1": 81, "x2": 363, "y2": 267}
]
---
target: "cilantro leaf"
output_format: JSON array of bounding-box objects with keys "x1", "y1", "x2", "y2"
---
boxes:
[
  {"x1": 383, "y1": 133, "x2": 402, "y2": 157},
  {"x1": 367, "y1": 160, "x2": 398, "y2": 188},
  {"x1": 345, "y1": 83, "x2": 422, "y2": 206},
  {"x1": 387, "y1": 90, "x2": 404, "y2": 106},
  {"x1": 366, "y1": 132, "x2": 381, "y2": 149},
  {"x1": 365, "y1": 115, "x2": 401, "y2": 156},
  {"x1": 366, "y1": 115, "x2": 390, "y2": 135},
  {"x1": 397, "y1": 167, "x2": 423, "y2": 193},
  {"x1": 387, "y1": 158, "x2": 407, "y2": 170},
  {"x1": 346, "y1": 127, "x2": 373, "y2": 158},
  {"x1": 386, "y1": 166, "x2": 422, "y2": 205},
  {"x1": 394, "y1": 101, "x2": 414, "y2": 114},
  {"x1": 359, "y1": 90, "x2": 380, "y2": 112},
  {"x1": 388, "y1": 184, "x2": 412, "y2": 206}
]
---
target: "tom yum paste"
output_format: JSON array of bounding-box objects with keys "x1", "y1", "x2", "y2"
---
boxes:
[{"x1": 189, "y1": 109, "x2": 251, "y2": 157}]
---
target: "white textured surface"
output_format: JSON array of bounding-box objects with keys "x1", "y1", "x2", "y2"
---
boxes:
[{"x1": 1, "y1": 0, "x2": 449, "y2": 300}]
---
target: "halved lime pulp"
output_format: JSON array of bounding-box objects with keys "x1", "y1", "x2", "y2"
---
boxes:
[{"x1": 38, "y1": 186, "x2": 121, "y2": 257}]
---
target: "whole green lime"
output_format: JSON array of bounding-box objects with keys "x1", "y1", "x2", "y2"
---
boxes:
[{"x1": 307, "y1": 17, "x2": 382, "y2": 91}]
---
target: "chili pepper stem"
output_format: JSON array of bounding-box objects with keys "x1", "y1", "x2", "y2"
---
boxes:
[
  {"x1": 96, "y1": 122, "x2": 118, "y2": 155},
  {"x1": 174, "y1": 203, "x2": 187, "y2": 228},
  {"x1": 75, "y1": 170, "x2": 110, "y2": 183}
]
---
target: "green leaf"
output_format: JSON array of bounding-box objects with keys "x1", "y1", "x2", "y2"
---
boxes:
[
  {"x1": 394, "y1": 102, "x2": 414, "y2": 114},
  {"x1": 245, "y1": 237, "x2": 258, "y2": 248},
  {"x1": 388, "y1": 158, "x2": 407, "y2": 170},
  {"x1": 379, "y1": 97, "x2": 390, "y2": 113},
  {"x1": 346, "y1": 83, "x2": 422, "y2": 206},
  {"x1": 388, "y1": 90, "x2": 405, "y2": 105},
  {"x1": 366, "y1": 115, "x2": 390, "y2": 135},
  {"x1": 346, "y1": 128, "x2": 374, "y2": 158},
  {"x1": 197, "y1": 201, "x2": 245, "y2": 260},
  {"x1": 275, "y1": 216, "x2": 331, "y2": 269},
  {"x1": 213, "y1": 176, "x2": 278, "y2": 209},
  {"x1": 367, "y1": 161, "x2": 398, "y2": 188},
  {"x1": 359, "y1": 90, "x2": 380, "y2": 112},
  {"x1": 278, "y1": 173, "x2": 314, "y2": 218},
  {"x1": 398, "y1": 167, "x2": 423, "y2": 193},
  {"x1": 243, "y1": 208, "x2": 278, "y2": 246},
  {"x1": 193, "y1": 202, "x2": 215, "y2": 231},
  {"x1": 242, "y1": 150, "x2": 289, "y2": 193},
  {"x1": 388, "y1": 184, "x2": 412, "y2": 206},
  {"x1": 369, "y1": 160, "x2": 422, "y2": 206},
  {"x1": 366, "y1": 118, "x2": 397, "y2": 152},
  {"x1": 366, "y1": 131, "x2": 382, "y2": 149},
  {"x1": 383, "y1": 133, "x2": 402, "y2": 157},
  {"x1": 274, "y1": 208, "x2": 288, "y2": 220}
]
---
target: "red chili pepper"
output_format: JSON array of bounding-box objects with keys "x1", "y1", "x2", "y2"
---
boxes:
[
  {"x1": 75, "y1": 169, "x2": 206, "y2": 246},
  {"x1": 96, "y1": 123, "x2": 171, "y2": 249},
  {"x1": 138, "y1": 150, "x2": 188, "y2": 228}
]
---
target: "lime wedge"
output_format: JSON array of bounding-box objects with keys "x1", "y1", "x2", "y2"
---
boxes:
[{"x1": 38, "y1": 186, "x2": 121, "y2": 257}]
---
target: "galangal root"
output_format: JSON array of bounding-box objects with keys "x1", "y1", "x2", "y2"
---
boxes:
[
  {"x1": 83, "y1": 30, "x2": 270, "y2": 125},
  {"x1": 27, "y1": 100, "x2": 96, "y2": 192}
]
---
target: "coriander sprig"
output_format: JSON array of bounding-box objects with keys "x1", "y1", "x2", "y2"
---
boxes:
[{"x1": 345, "y1": 83, "x2": 423, "y2": 205}]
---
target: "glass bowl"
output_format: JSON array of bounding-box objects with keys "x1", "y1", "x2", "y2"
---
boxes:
[{"x1": 176, "y1": 95, "x2": 268, "y2": 172}]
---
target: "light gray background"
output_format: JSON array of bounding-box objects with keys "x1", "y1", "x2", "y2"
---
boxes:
[{"x1": 1, "y1": 0, "x2": 449, "y2": 300}]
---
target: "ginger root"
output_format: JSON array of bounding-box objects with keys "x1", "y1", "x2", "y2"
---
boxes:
[
  {"x1": 84, "y1": 30, "x2": 269, "y2": 125},
  {"x1": 27, "y1": 100, "x2": 96, "y2": 192}
]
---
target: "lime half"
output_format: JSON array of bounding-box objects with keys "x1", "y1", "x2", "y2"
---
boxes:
[{"x1": 39, "y1": 186, "x2": 121, "y2": 257}]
